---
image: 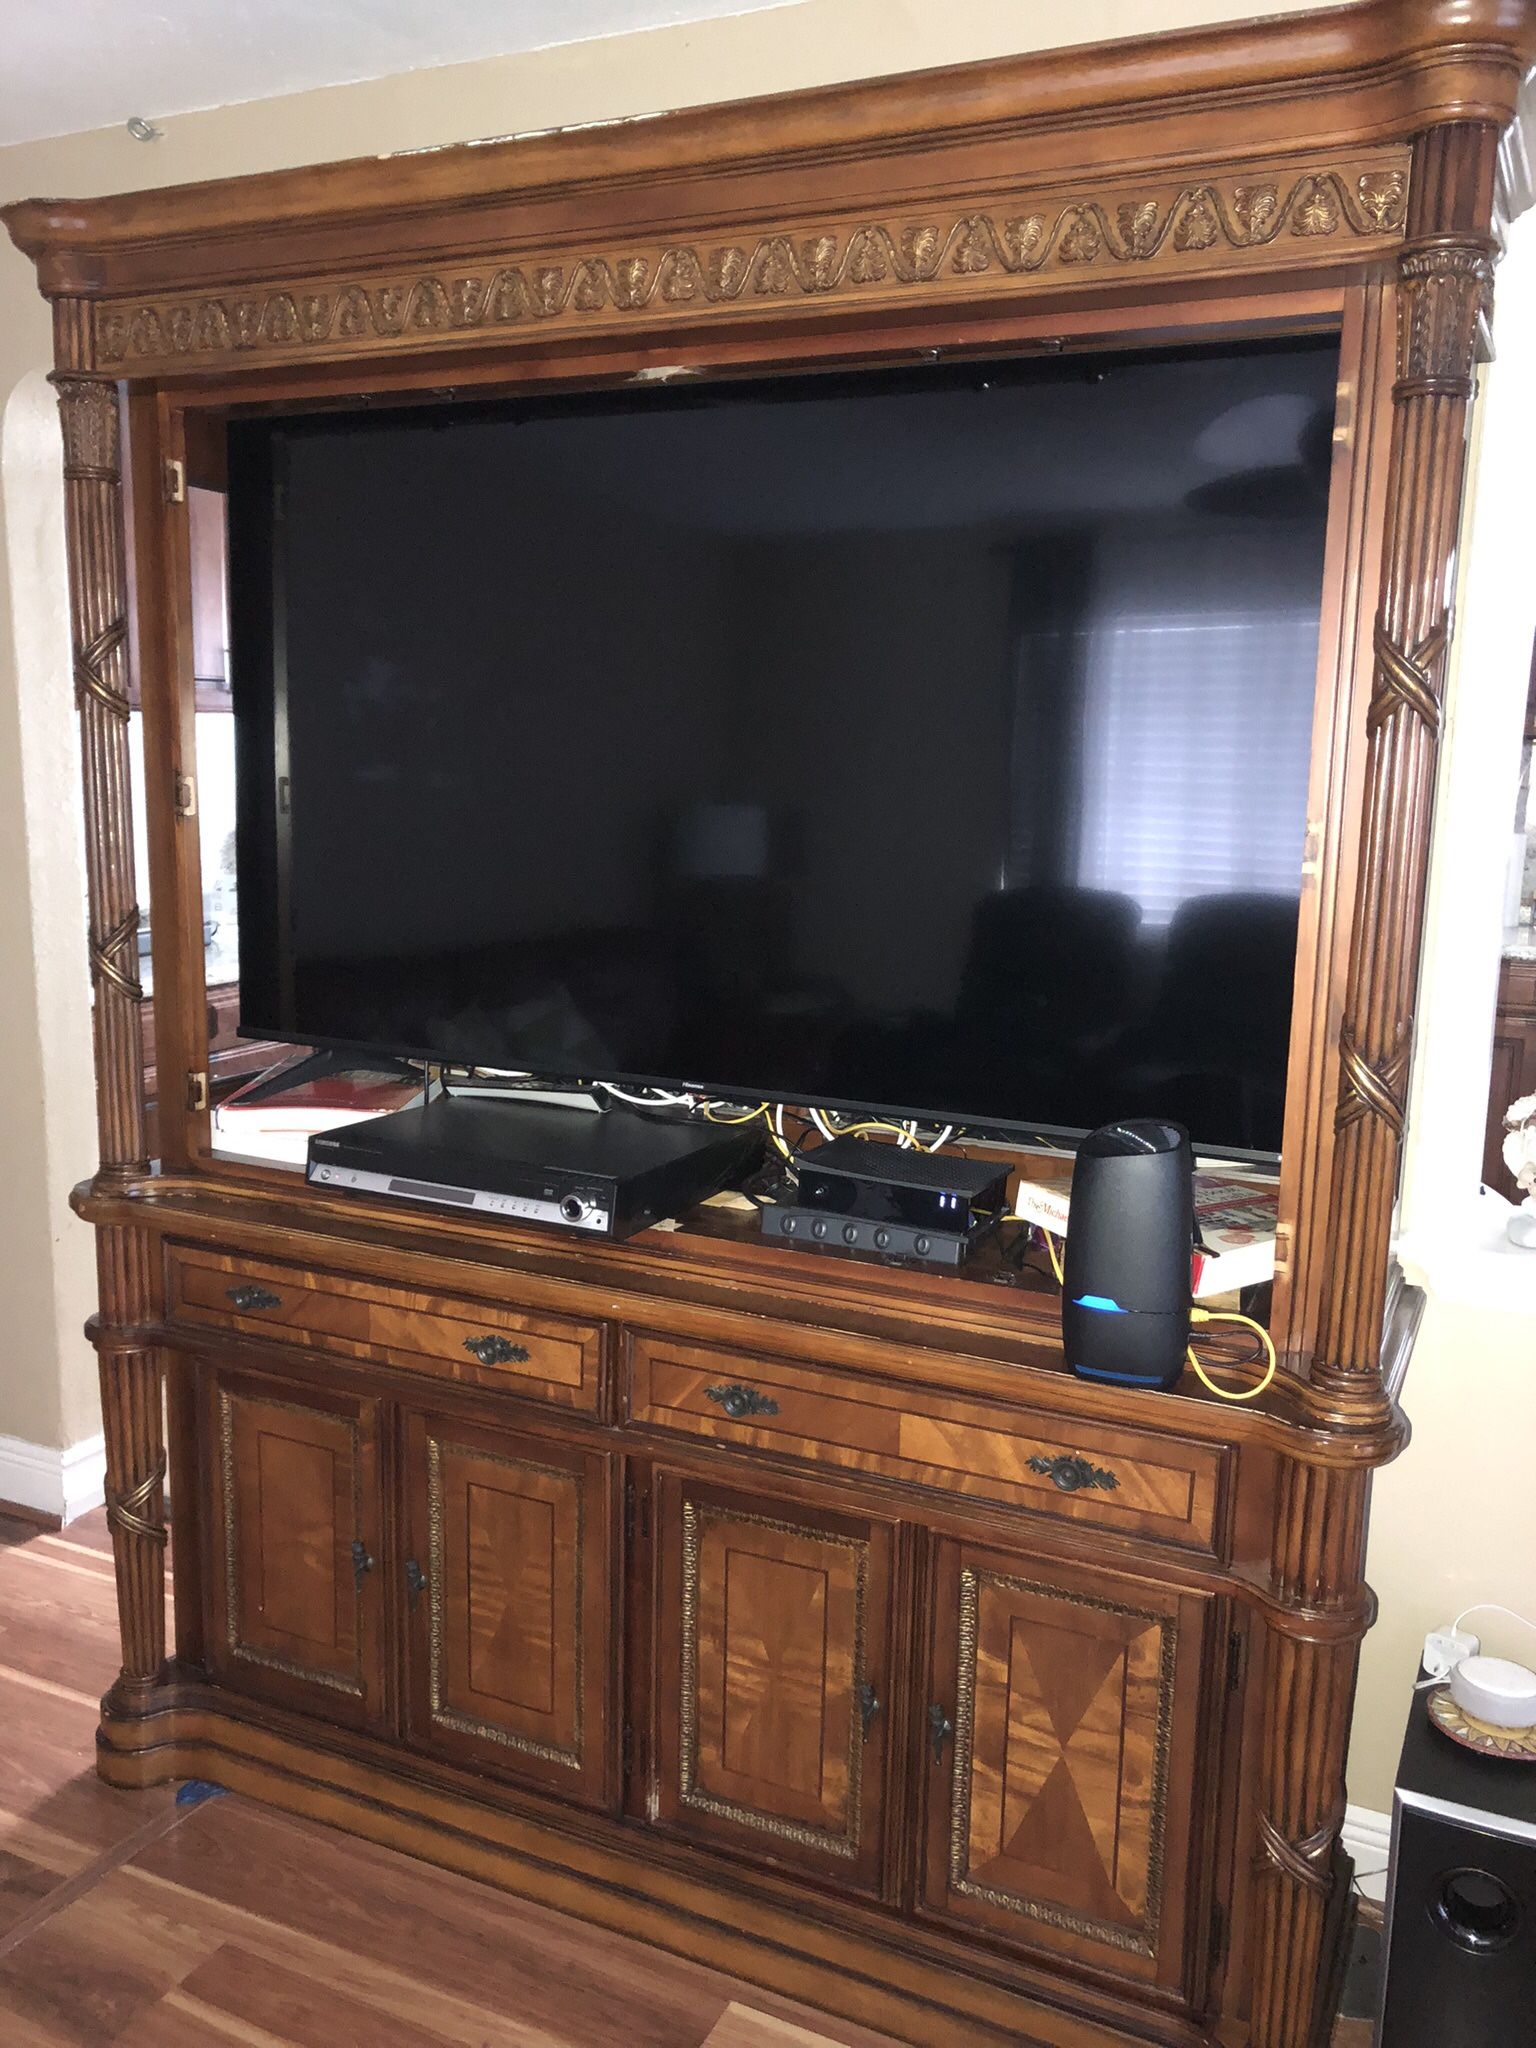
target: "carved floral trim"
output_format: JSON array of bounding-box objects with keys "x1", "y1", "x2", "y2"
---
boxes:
[{"x1": 95, "y1": 159, "x2": 1408, "y2": 371}]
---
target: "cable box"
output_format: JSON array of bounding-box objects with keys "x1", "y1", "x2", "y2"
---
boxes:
[
  {"x1": 763, "y1": 1136, "x2": 1009, "y2": 1268},
  {"x1": 307, "y1": 1096, "x2": 760, "y2": 1240}
]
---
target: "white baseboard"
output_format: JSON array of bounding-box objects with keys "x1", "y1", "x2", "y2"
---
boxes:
[
  {"x1": 1344, "y1": 1802, "x2": 1393, "y2": 1903},
  {"x1": 0, "y1": 1432, "x2": 106, "y2": 1526}
]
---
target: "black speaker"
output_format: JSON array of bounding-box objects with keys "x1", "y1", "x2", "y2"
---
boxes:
[
  {"x1": 1061, "y1": 1119, "x2": 1192, "y2": 1391},
  {"x1": 1379, "y1": 1682, "x2": 1536, "y2": 2045}
]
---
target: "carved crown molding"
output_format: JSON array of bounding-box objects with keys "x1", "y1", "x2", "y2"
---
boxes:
[{"x1": 92, "y1": 152, "x2": 1409, "y2": 377}]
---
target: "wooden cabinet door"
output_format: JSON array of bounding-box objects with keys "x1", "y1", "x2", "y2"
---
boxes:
[
  {"x1": 650, "y1": 1469, "x2": 895, "y2": 1894},
  {"x1": 921, "y1": 1538, "x2": 1211, "y2": 1995},
  {"x1": 401, "y1": 1411, "x2": 614, "y2": 1808},
  {"x1": 207, "y1": 1368, "x2": 386, "y2": 1730}
]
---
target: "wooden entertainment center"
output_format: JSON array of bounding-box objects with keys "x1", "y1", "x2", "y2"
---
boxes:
[{"x1": 7, "y1": 3, "x2": 1534, "y2": 2041}]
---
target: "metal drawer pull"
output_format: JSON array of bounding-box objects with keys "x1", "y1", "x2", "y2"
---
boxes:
[
  {"x1": 462, "y1": 1334, "x2": 530, "y2": 1367},
  {"x1": 351, "y1": 1539, "x2": 373, "y2": 1590},
  {"x1": 704, "y1": 1382, "x2": 779, "y2": 1420},
  {"x1": 1026, "y1": 1451, "x2": 1118, "y2": 1495},
  {"x1": 226, "y1": 1283, "x2": 281, "y2": 1312},
  {"x1": 928, "y1": 1702, "x2": 954, "y2": 1765},
  {"x1": 857, "y1": 1679, "x2": 881, "y2": 1738},
  {"x1": 405, "y1": 1558, "x2": 427, "y2": 1609}
]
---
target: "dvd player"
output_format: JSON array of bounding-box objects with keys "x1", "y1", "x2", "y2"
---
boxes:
[{"x1": 307, "y1": 1096, "x2": 760, "y2": 1240}]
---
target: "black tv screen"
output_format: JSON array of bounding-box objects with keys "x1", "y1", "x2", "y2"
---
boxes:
[{"x1": 229, "y1": 336, "x2": 1338, "y2": 1157}]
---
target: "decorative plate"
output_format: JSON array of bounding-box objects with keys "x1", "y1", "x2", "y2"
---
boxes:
[{"x1": 1427, "y1": 1685, "x2": 1536, "y2": 1763}]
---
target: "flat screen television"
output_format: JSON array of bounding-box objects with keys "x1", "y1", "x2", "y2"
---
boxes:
[{"x1": 228, "y1": 334, "x2": 1340, "y2": 1159}]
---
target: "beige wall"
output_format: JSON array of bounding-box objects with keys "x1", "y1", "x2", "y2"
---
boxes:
[
  {"x1": 1351, "y1": 1297, "x2": 1536, "y2": 1814},
  {"x1": 3, "y1": 0, "x2": 1528, "y2": 1816}
]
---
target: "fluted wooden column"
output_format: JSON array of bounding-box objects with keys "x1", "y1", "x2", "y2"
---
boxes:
[
  {"x1": 1314, "y1": 120, "x2": 1499, "y2": 1425},
  {"x1": 52, "y1": 300, "x2": 166, "y2": 1696},
  {"x1": 1249, "y1": 1458, "x2": 1375, "y2": 2045},
  {"x1": 1249, "y1": 119, "x2": 1502, "y2": 2048}
]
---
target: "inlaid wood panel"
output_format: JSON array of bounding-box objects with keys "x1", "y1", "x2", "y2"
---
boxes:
[
  {"x1": 401, "y1": 1411, "x2": 614, "y2": 1805},
  {"x1": 169, "y1": 1245, "x2": 604, "y2": 1412},
  {"x1": 628, "y1": 1334, "x2": 1223, "y2": 1553},
  {"x1": 921, "y1": 1539, "x2": 1211, "y2": 1995},
  {"x1": 650, "y1": 1472, "x2": 895, "y2": 1893},
  {"x1": 205, "y1": 1369, "x2": 385, "y2": 1729}
]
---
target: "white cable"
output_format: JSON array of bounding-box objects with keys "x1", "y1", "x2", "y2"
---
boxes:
[
  {"x1": 1452, "y1": 1602, "x2": 1536, "y2": 1641},
  {"x1": 596, "y1": 1081, "x2": 696, "y2": 1109}
]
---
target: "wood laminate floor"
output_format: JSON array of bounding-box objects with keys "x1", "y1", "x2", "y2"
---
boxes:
[{"x1": 0, "y1": 1506, "x2": 1371, "y2": 2046}]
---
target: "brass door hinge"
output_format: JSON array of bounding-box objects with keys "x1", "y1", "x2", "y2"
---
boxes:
[
  {"x1": 164, "y1": 457, "x2": 186, "y2": 504},
  {"x1": 186, "y1": 1070, "x2": 209, "y2": 1113},
  {"x1": 173, "y1": 772, "x2": 196, "y2": 819}
]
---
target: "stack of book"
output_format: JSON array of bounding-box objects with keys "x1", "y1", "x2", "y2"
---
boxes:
[
  {"x1": 211, "y1": 1058, "x2": 431, "y2": 1168},
  {"x1": 1011, "y1": 1161, "x2": 1278, "y2": 1300}
]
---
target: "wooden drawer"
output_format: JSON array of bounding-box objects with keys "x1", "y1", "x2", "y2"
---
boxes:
[
  {"x1": 626, "y1": 1332, "x2": 1225, "y2": 1552},
  {"x1": 168, "y1": 1246, "x2": 604, "y2": 1412}
]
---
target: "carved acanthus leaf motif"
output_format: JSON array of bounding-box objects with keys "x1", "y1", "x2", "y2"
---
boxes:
[
  {"x1": 1357, "y1": 169, "x2": 1406, "y2": 231},
  {"x1": 94, "y1": 155, "x2": 1411, "y2": 370},
  {"x1": 1057, "y1": 209, "x2": 1102, "y2": 264},
  {"x1": 1117, "y1": 200, "x2": 1161, "y2": 258},
  {"x1": 1232, "y1": 184, "x2": 1279, "y2": 240},
  {"x1": 1397, "y1": 242, "x2": 1495, "y2": 388},
  {"x1": 951, "y1": 215, "x2": 994, "y2": 274},
  {"x1": 1292, "y1": 179, "x2": 1340, "y2": 236},
  {"x1": 1000, "y1": 215, "x2": 1044, "y2": 266},
  {"x1": 801, "y1": 234, "x2": 839, "y2": 290},
  {"x1": 54, "y1": 375, "x2": 120, "y2": 476},
  {"x1": 752, "y1": 238, "x2": 796, "y2": 295},
  {"x1": 1173, "y1": 190, "x2": 1219, "y2": 252}
]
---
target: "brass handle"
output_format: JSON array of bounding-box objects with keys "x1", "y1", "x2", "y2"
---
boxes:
[
  {"x1": 226, "y1": 1283, "x2": 281, "y2": 1312},
  {"x1": 351, "y1": 1538, "x2": 373, "y2": 1590},
  {"x1": 858, "y1": 1679, "x2": 881, "y2": 1738},
  {"x1": 928, "y1": 1702, "x2": 954, "y2": 1765},
  {"x1": 405, "y1": 1558, "x2": 427, "y2": 1609},
  {"x1": 1026, "y1": 1451, "x2": 1118, "y2": 1495},
  {"x1": 462, "y1": 1334, "x2": 530, "y2": 1367},
  {"x1": 705, "y1": 1382, "x2": 779, "y2": 1420}
]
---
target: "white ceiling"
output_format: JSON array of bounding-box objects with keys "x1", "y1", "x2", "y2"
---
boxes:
[{"x1": 0, "y1": 0, "x2": 796, "y2": 149}]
